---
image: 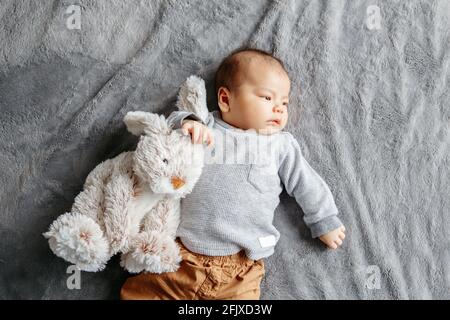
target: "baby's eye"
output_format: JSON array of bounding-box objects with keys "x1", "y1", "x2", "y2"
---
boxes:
[
  {"x1": 283, "y1": 102, "x2": 289, "y2": 107},
  {"x1": 162, "y1": 158, "x2": 169, "y2": 164},
  {"x1": 263, "y1": 96, "x2": 271, "y2": 101}
]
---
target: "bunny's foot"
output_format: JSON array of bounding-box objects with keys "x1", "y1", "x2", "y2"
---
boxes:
[
  {"x1": 43, "y1": 212, "x2": 110, "y2": 272},
  {"x1": 120, "y1": 231, "x2": 181, "y2": 274}
]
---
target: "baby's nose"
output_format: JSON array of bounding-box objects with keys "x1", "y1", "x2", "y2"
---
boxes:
[
  {"x1": 171, "y1": 176, "x2": 185, "y2": 189},
  {"x1": 273, "y1": 106, "x2": 284, "y2": 113}
]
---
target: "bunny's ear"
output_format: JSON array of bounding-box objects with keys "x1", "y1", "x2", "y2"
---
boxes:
[
  {"x1": 124, "y1": 111, "x2": 171, "y2": 136},
  {"x1": 176, "y1": 75, "x2": 209, "y2": 123}
]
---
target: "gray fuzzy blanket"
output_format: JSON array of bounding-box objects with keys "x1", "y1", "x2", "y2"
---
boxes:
[{"x1": 0, "y1": 0, "x2": 449, "y2": 299}]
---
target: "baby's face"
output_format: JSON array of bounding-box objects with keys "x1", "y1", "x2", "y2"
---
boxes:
[{"x1": 218, "y1": 59, "x2": 290, "y2": 135}]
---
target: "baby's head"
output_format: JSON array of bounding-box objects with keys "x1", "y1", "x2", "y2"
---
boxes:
[{"x1": 215, "y1": 48, "x2": 290, "y2": 135}]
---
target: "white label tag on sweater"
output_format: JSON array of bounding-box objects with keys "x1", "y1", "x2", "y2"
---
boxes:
[{"x1": 258, "y1": 235, "x2": 276, "y2": 248}]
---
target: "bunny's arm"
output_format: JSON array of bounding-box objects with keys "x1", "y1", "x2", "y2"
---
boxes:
[
  {"x1": 140, "y1": 196, "x2": 180, "y2": 237},
  {"x1": 71, "y1": 159, "x2": 114, "y2": 223}
]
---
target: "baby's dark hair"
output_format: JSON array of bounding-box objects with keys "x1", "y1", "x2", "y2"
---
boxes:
[{"x1": 214, "y1": 47, "x2": 287, "y2": 94}]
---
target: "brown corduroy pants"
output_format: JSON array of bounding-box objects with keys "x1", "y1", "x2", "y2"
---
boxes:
[{"x1": 120, "y1": 237, "x2": 265, "y2": 300}]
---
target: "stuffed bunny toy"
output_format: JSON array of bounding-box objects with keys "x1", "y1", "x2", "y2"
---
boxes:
[{"x1": 43, "y1": 75, "x2": 209, "y2": 274}]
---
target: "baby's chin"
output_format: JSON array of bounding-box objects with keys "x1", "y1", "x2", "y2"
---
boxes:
[{"x1": 254, "y1": 125, "x2": 284, "y2": 135}]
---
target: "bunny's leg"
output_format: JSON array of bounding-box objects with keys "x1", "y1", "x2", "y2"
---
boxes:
[
  {"x1": 120, "y1": 197, "x2": 182, "y2": 274},
  {"x1": 103, "y1": 172, "x2": 134, "y2": 254},
  {"x1": 43, "y1": 167, "x2": 112, "y2": 272},
  {"x1": 43, "y1": 210, "x2": 110, "y2": 272}
]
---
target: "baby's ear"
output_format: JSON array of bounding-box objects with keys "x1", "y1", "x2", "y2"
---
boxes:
[{"x1": 124, "y1": 111, "x2": 171, "y2": 136}]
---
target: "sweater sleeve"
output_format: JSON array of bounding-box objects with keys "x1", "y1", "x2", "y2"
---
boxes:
[
  {"x1": 166, "y1": 110, "x2": 213, "y2": 129},
  {"x1": 278, "y1": 133, "x2": 343, "y2": 238}
]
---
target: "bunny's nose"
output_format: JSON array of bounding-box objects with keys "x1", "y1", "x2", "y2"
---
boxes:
[{"x1": 171, "y1": 176, "x2": 185, "y2": 189}]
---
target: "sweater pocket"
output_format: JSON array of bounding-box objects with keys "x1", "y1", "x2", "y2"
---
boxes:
[{"x1": 247, "y1": 163, "x2": 280, "y2": 193}]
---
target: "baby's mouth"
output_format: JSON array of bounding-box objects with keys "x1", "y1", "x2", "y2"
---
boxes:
[{"x1": 267, "y1": 119, "x2": 281, "y2": 125}]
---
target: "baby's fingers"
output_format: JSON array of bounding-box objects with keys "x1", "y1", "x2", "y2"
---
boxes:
[
  {"x1": 181, "y1": 122, "x2": 193, "y2": 136},
  {"x1": 338, "y1": 232, "x2": 346, "y2": 240},
  {"x1": 196, "y1": 127, "x2": 207, "y2": 144},
  {"x1": 328, "y1": 241, "x2": 338, "y2": 249},
  {"x1": 201, "y1": 129, "x2": 210, "y2": 145},
  {"x1": 205, "y1": 130, "x2": 214, "y2": 146},
  {"x1": 192, "y1": 126, "x2": 201, "y2": 144}
]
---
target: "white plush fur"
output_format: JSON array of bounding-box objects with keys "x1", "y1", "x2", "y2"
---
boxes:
[{"x1": 43, "y1": 76, "x2": 208, "y2": 273}]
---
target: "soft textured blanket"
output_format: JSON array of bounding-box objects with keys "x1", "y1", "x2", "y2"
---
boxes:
[{"x1": 0, "y1": 0, "x2": 449, "y2": 299}]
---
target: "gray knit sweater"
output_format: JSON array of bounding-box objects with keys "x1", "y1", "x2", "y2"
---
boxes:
[{"x1": 167, "y1": 110, "x2": 343, "y2": 260}]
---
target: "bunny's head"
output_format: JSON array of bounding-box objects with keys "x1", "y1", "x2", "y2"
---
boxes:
[{"x1": 124, "y1": 111, "x2": 204, "y2": 198}]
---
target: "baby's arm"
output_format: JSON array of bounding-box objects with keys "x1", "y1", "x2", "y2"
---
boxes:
[
  {"x1": 278, "y1": 133, "x2": 345, "y2": 249},
  {"x1": 166, "y1": 111, "x2": 214, "y2": 145}
]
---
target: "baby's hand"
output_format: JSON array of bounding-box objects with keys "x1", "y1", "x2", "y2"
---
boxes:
[
  {"x1": 319, "y1": 225, "x2": 346, "y2": 249},
  {"x1": 181, "y1": 119, "x2": 214, "y2": 146}
]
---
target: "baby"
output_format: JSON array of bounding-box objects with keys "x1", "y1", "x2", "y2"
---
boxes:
[{"x1": 120, "y1": 48, "x2": 345, "y2": 300}]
